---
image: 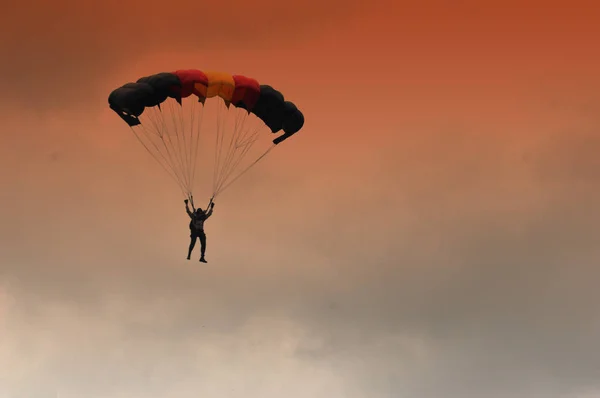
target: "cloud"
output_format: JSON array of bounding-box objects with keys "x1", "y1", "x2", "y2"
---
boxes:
[{"x1": 2, "y1": 116, "x2": 600, "y2": 397}]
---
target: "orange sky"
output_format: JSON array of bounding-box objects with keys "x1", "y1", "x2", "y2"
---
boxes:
[{"x1": 1, "y1": 0, "x2": 600, "y2": 397}]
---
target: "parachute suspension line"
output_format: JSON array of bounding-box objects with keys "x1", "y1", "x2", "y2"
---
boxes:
[
  {"x1": 185, "y1": 100, "x2": 196, "y2": 192},
  {"x1": 213, "y1": 140, "x2": 256, "y2": 196},
  {"x1": 234, "y1": 112, "x2": 259, "y2": 147},
  {"x1": 212, "y1": 114, "x2": 255, "y2": 195},
  {"x1": 179, "y1": 99, "x2": 201, "y2": 196},
  {"x1": 129, "y1": 126, "x2": 187, "y2": 196},
  {"x1": 145, "y1": 107, "x2": 179, "y2": 177},
  {"x1": 160, "y1": 100, "x2": 186, "y2": 192},
  {"x1": 166, "y1": 99, "x2": 191, "y2": 191},
  {"x1": 212, "y1": 100, "x2": 222, "y2": 194},
  {"x1": 213, "y1": 105, "x2": 242, "y2": 192},
  {"x1": 213, "y1": 119, "x2": 256, "y2": 194},
  {"x1": 212, "y1": 113, "x2": 270, "y2": 198},
  {"x1": 173, "y1": 98, "x2": 205, "y2": 197},
  {"x1": 176, "y1": 99, "x2": 193, "y2": 191},
  {"x1": 212, "y1": 99, "x2": 229, "y2": 195},
  {"x1": 217, "y1": 100, "x2": 233, "y2": 191},
  {"x1": 132, "y1": 117, "x2": 187, "y2": 191},
  {"x1": 151, "y1": 106, "x2": 186, "y2": 184},
  {"x1": 147, "y1": 104, "x2": 189, "y2": 192},
  {"x1": 166, "y1": 100, "x2": 184, "y2": 187},
  {"x1": 224, "y1": 117, "x2": 263, "y2": 180},
  {"x1": 189, "y1": 101, "x2": 205, "y2": 196},
  {"x1": 153, "y1": 108, "x2": 186, "y2": 194},
  {"x1": 212, "y1": 102, "x2": 242, "y2": 195},
  {"x1": 138, "y1": 99, "x2": 209, "y2": 198},
  {"x1": 215, "y1": 102, "x2": 236, "y2": 192},
  {"x1": 143, "y1": 98, "x2": 204, "y2": 197},
  {"x1": 178, "y1": 98, "x2": 194, "y2": 191},
  {"x1": 213, "y1": 144, "x2": 276, "y2": 199}
]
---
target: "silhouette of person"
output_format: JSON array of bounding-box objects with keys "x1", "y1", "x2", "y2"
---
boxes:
[{"x1": 185, "y1": 199, "x2": 214, "y2": 262}]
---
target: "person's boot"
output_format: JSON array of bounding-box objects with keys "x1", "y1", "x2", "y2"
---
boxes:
[{"x1": 200, "y1": 256, "x2": 207, "y2": 263}]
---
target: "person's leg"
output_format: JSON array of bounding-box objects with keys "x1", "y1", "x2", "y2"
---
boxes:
[
  {"x1": 187, "y1": 234, "x2": 197, "y2": 260},
  {"x1": 199, "y1": 231, "x2": 207, "y2": 262}
]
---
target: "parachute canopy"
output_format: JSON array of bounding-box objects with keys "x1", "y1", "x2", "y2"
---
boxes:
[
  {"x1": 109, "y1": 70, "x2": 304, "y2": 145},
  {"x1": 108, "y1": 69, "x2": 304, "y2": 202}
]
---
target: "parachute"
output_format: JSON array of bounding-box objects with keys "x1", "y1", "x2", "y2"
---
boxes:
[{"x1": 108, "y1": 69, "x2": 304, "y2": 204}]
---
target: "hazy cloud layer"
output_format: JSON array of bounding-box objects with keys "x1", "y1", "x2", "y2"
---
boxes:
[{"x1": 2, "y1": 102, "x2": 599, "y2": 397}]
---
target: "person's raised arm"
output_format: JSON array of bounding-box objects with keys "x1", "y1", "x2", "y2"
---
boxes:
[
  {"x1": 205, "y1": 202, "x2": 215, "y2": 218},
  {"x1": 184, "y1": 199, "x2": 194, "y2": 218}
]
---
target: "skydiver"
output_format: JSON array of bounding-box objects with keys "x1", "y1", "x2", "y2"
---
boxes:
[{"x1": 185, "y1": 198, "x2": 215, "y2": 263}]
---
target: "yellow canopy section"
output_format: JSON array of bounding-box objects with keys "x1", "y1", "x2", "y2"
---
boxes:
[{"x1": 199, "y1": 71, "x2": 235, "y2": 105}]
